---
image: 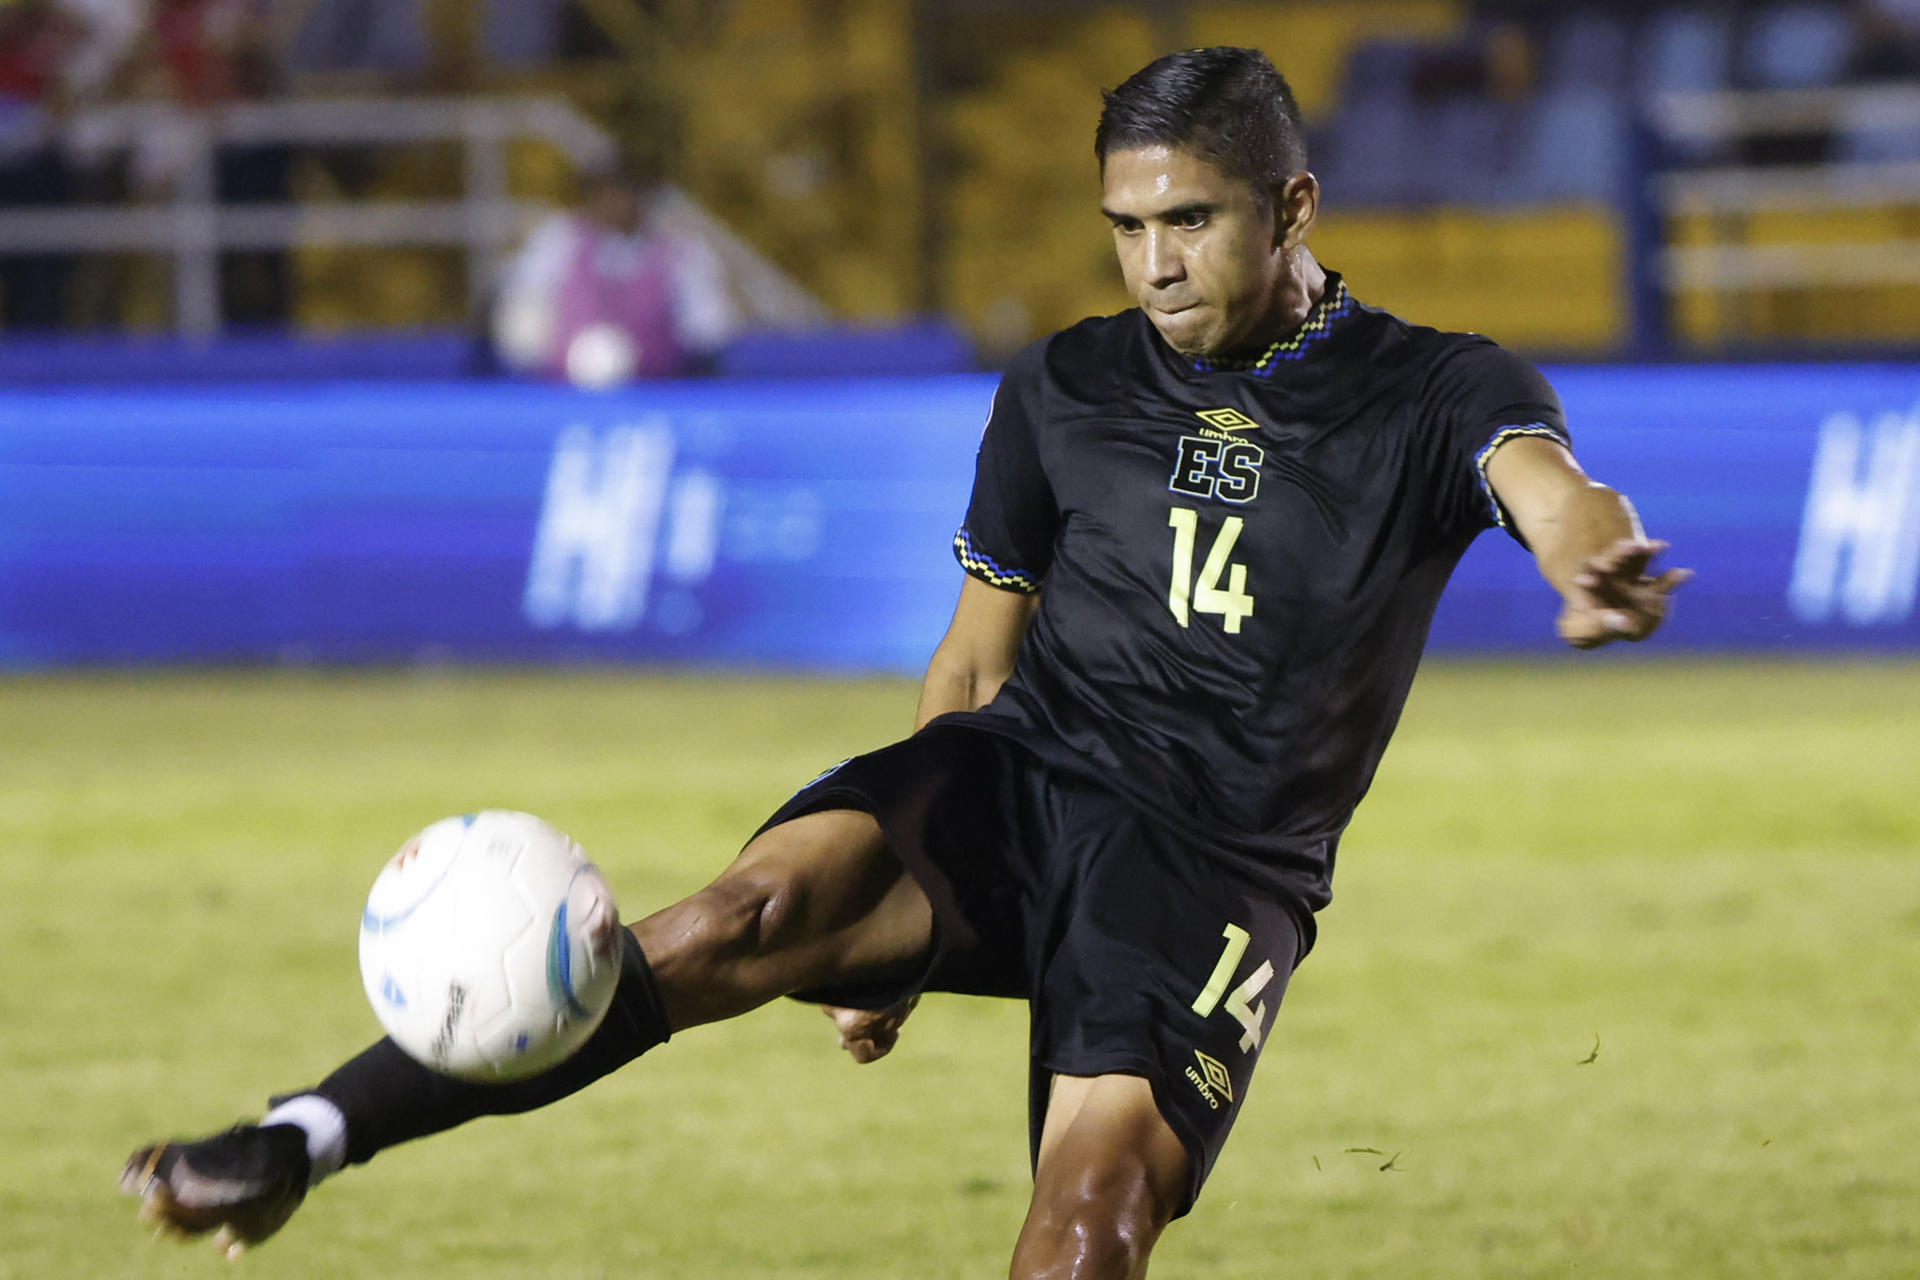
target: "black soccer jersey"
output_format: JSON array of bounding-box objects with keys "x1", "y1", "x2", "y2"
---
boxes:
[{"x1": 947, "y1": 274, "x2": 1570, "y2": 916}]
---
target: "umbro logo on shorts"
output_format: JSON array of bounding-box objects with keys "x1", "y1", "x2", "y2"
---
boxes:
[{"x1": 1185, "y1": 1049, "x2": 1234, "y2": 1110}]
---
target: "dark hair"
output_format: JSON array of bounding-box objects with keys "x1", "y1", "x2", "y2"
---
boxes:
[{"x1": 1095, "y1": 48, "x2": 1307, "y2": 197}]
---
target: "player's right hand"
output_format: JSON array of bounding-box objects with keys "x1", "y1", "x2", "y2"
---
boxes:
[{"x1": 822, "y1": 997, "x2": 919, "y2": 1064}]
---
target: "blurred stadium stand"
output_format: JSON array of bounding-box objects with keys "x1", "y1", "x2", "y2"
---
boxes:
[
  {"x1": 4, "y1": 2, "x2": 1918, "y2": 671},
  {"x1": 0, "y1": 0, "x2": 1916, "y2": 367}
]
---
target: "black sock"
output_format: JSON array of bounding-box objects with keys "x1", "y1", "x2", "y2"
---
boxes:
[{"x1": 306, "y1": 929, "x2": 670, "y2": 1167}]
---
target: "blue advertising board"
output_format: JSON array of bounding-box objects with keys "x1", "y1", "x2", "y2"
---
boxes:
[
  {"x1": 3, "y1": 365, "x2": 1918, "y2": 670},
  {"x1": 1437, "y1": 363, "x2": 1920, "y2": 653}
]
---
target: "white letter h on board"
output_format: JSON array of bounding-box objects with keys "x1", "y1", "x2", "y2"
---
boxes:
[
  {"x1": 523, "y1": 423, "x2": 676, "y2": 631},
  {"x1": 1790, "y1": 407, "x2": 1920, "y2": 625}
]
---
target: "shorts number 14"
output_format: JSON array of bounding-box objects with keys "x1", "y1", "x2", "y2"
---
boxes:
[
  {"x1": 1167, "y1": 507, "x2": 1254, "y2": 633},
  {"x1": 1191, "y1": 923, "x2": 1275, "y2": 1053}
]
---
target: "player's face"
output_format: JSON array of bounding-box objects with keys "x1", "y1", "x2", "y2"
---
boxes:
[{"x1": 1101, "y1": 146, "x2": 1288, "y2": 359}]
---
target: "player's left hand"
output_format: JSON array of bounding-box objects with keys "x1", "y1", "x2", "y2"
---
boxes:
[
  {"x1": 822, "y1": 997, "x2": 918, "y2": 1064},
  {"x1": 1558, "y1": 537, "x2": 1692, "y2": 649}
]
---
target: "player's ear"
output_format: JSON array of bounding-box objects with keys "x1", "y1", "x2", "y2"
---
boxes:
[{"x1": 1273, "y1": 172, "x2": 1319, "y2": 251}]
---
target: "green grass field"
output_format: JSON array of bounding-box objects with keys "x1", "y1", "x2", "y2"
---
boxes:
[{"x1": 4, "y1": 660, "x2": 1917, "y2": 1278}]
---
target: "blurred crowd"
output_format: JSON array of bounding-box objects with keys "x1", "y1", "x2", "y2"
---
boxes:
[
  {"x1": 0, "y1": 0, "x2": 639, "y2": 337},
  {"x1": 1482, "y1": 0, "x2": 1920, "y2": 89},
  {"x1": 1847, "y1": 0, "x2": 1920, "y2": 80},
  {"x1": 1319, "y1": 0, "x2": 1920, "y2": 208},
  {"x1": 1, "y1": 0, "x2": 409, "y2": 330},
  {"x1": 2, "y1": 0, "x2": 277, "y2": 328},
  {"x1": 2, "y1": 0, "x2": 1917, "y2": 367}
]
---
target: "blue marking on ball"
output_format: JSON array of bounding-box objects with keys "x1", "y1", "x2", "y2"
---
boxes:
[
  {"x1": 379, "y1": 974, "x2": 408, "y2": 1009},
  {"x1": 361, "y1": 849, "x2": 461, "y2": 932},
  {"x1": 546, "y1": 901, "x2": 592, "y2": 1019}
]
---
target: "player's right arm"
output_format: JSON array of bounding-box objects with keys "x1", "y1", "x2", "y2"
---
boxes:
[{"x1": 913, "y1": 576, "x2": 1038, "y2": 729}]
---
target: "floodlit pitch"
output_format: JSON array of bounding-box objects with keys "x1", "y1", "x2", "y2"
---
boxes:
[{"x1": 4, "y1": 663, "x2": 1916, "y2": 1279}]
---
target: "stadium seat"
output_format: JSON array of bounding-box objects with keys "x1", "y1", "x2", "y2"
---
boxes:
[
  {"x1": 1634, "y1": 7, "x2": 1736, "y2": 94},
  {"x1": 1742, "y1": 3, "x2": 1856, "y2": 89},
  {"x1": 1339, "y1": 40, "x2": 1430, "y2": 105},
  {"x1": 1544, "y1": 11, "x2": 1633, "y2": 92},
  {"x1": 283, "y1": 0, "x2": 430, "y2": 75},
  {"x1": 1834, "y1": 95, "x2": 1920, "y2": 164},
  {"x1": 1425, "y1": 97, "x2": 1523, "y2": 206},
  {"x1": 483, "y1": 0, "x2": 567, "y2": 67},
  {"x1": 1312, "y1": 206, "x2": 1623, "y2": 351},
  {"x1": 1322, "y1": 96, "x2": 1426, "y2": 207},
  {"x1": 1505, "y1": 88, "x2": 1631, "y2": 204}
]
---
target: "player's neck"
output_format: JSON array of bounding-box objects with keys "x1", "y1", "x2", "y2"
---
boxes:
[
  {"x1": 1237, "y1": 249, "x2": 1327, "y2": 356},
  {"x1": 1184, "y1": 250, "x2": 1329, "y2": 365}
]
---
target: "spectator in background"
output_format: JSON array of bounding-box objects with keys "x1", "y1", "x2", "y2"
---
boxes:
[
  {"x1": 148, "y1": 0, "x2": 274, "y2": 103},
  {"x1": 491, "y1": 156, "x2": 738, "y2": 387},
  {"x1": 1850, "y1": 0, "x2": 1920, "y2": 81},
  {"x1": 1410, "y1": 18, "x2": 1537, "y2": 104},
  {"x1": 0, "y1": 0, "x2": 142, "y2": 328},
  {"x1": 481, "y1": 0, "x2": 567, "y2": 69},
  {"x1": 278, "y1": 0, "x2": 430, "y2": 217},
  {"x1": 0, "y1": 0, "x2": 78, "y2": 328},
  {"x1": 281, "y1": 0, "x2": 426, "y2": 83},
  {"x1": 143, "y1": 0, "x2": 292, "y2": 326}
]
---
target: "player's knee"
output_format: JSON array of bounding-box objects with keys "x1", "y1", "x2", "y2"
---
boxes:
[
  {"x1": 1017, "y1": 1166, "x2": 1173, "y2": 1279},
  {"x1": 737, "y1": 870, "x2": 807, "y2": 951},
  {"x1": 660, "y1": 872, "x2": 807, "y2": 969}
]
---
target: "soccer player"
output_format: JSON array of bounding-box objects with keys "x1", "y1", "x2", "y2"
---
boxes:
[{"x1": 123, "y1": 47, "x2": 1689, "y2": 1278}]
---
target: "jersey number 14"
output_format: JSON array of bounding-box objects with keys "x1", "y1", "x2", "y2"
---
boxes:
[{"x1": 1167, "y1": 508, "x2": 1254, "y2": 634}]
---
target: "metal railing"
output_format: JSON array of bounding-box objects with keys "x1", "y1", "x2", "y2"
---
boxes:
[
  {"x1": 1648, "y1": 84, "x2": 1920, "y2": 295},
  {"x1": 0, "y1": 95, "x2": 824, "y2": 335}
]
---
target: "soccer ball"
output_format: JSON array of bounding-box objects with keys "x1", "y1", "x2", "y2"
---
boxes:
[
  {"x1": 358, "y1": 811, "x2": 622, "y2": 1082},
  {"x1": 563, "y1": 322, "x2": 638, "y2": 389}
]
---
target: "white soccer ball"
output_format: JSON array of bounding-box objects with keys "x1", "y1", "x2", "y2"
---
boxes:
[
  {"x1": 358, "y1": 811, "x2": 621, "y2": 1082},
  {"x1": 563, "y1": 322, "x2": 639, "y2": 389}
]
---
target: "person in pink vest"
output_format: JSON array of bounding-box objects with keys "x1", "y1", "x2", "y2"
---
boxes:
[{"x1": 492, "y1": 157, "x2": 737, "y2": 386}]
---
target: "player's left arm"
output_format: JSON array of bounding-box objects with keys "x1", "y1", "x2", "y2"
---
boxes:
[{"x1": 1485, "y1": 435, "x2": 1693, "y2": 649}]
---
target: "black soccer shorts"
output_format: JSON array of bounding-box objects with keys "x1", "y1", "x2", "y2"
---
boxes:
[{"x1": 755, "y1": 719, "x2": 1309, "y2": 1213}]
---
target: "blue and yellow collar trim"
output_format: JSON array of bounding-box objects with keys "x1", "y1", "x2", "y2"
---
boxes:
[{"x1": 1189, "y1": 276, "x2": 1354, "y2": 377}]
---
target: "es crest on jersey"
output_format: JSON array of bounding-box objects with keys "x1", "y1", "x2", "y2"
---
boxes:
[{"x1": 1170, "y1": 407, "x2": 1264, "y2": 505}]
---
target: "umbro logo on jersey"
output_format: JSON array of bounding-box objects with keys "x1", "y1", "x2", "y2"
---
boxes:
[
  {"x1": 1194, "y1": 407, "x2": 1260, "y2": 436},
  {"x1": 1185, "y1": 1049, "x2": 1235, "y2": 1110}
]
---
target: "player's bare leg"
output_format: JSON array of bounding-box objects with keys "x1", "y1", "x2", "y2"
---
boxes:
[
  {"x1": 122, "y1": 809, "x2": 931, "y2": 1257},
  {"x1": 1009, "y1": 1073, "x2": 1191, "y2": 1280},
  {"x1": 636, "y1": 808, "x2": 933, "y2": 1030}
]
